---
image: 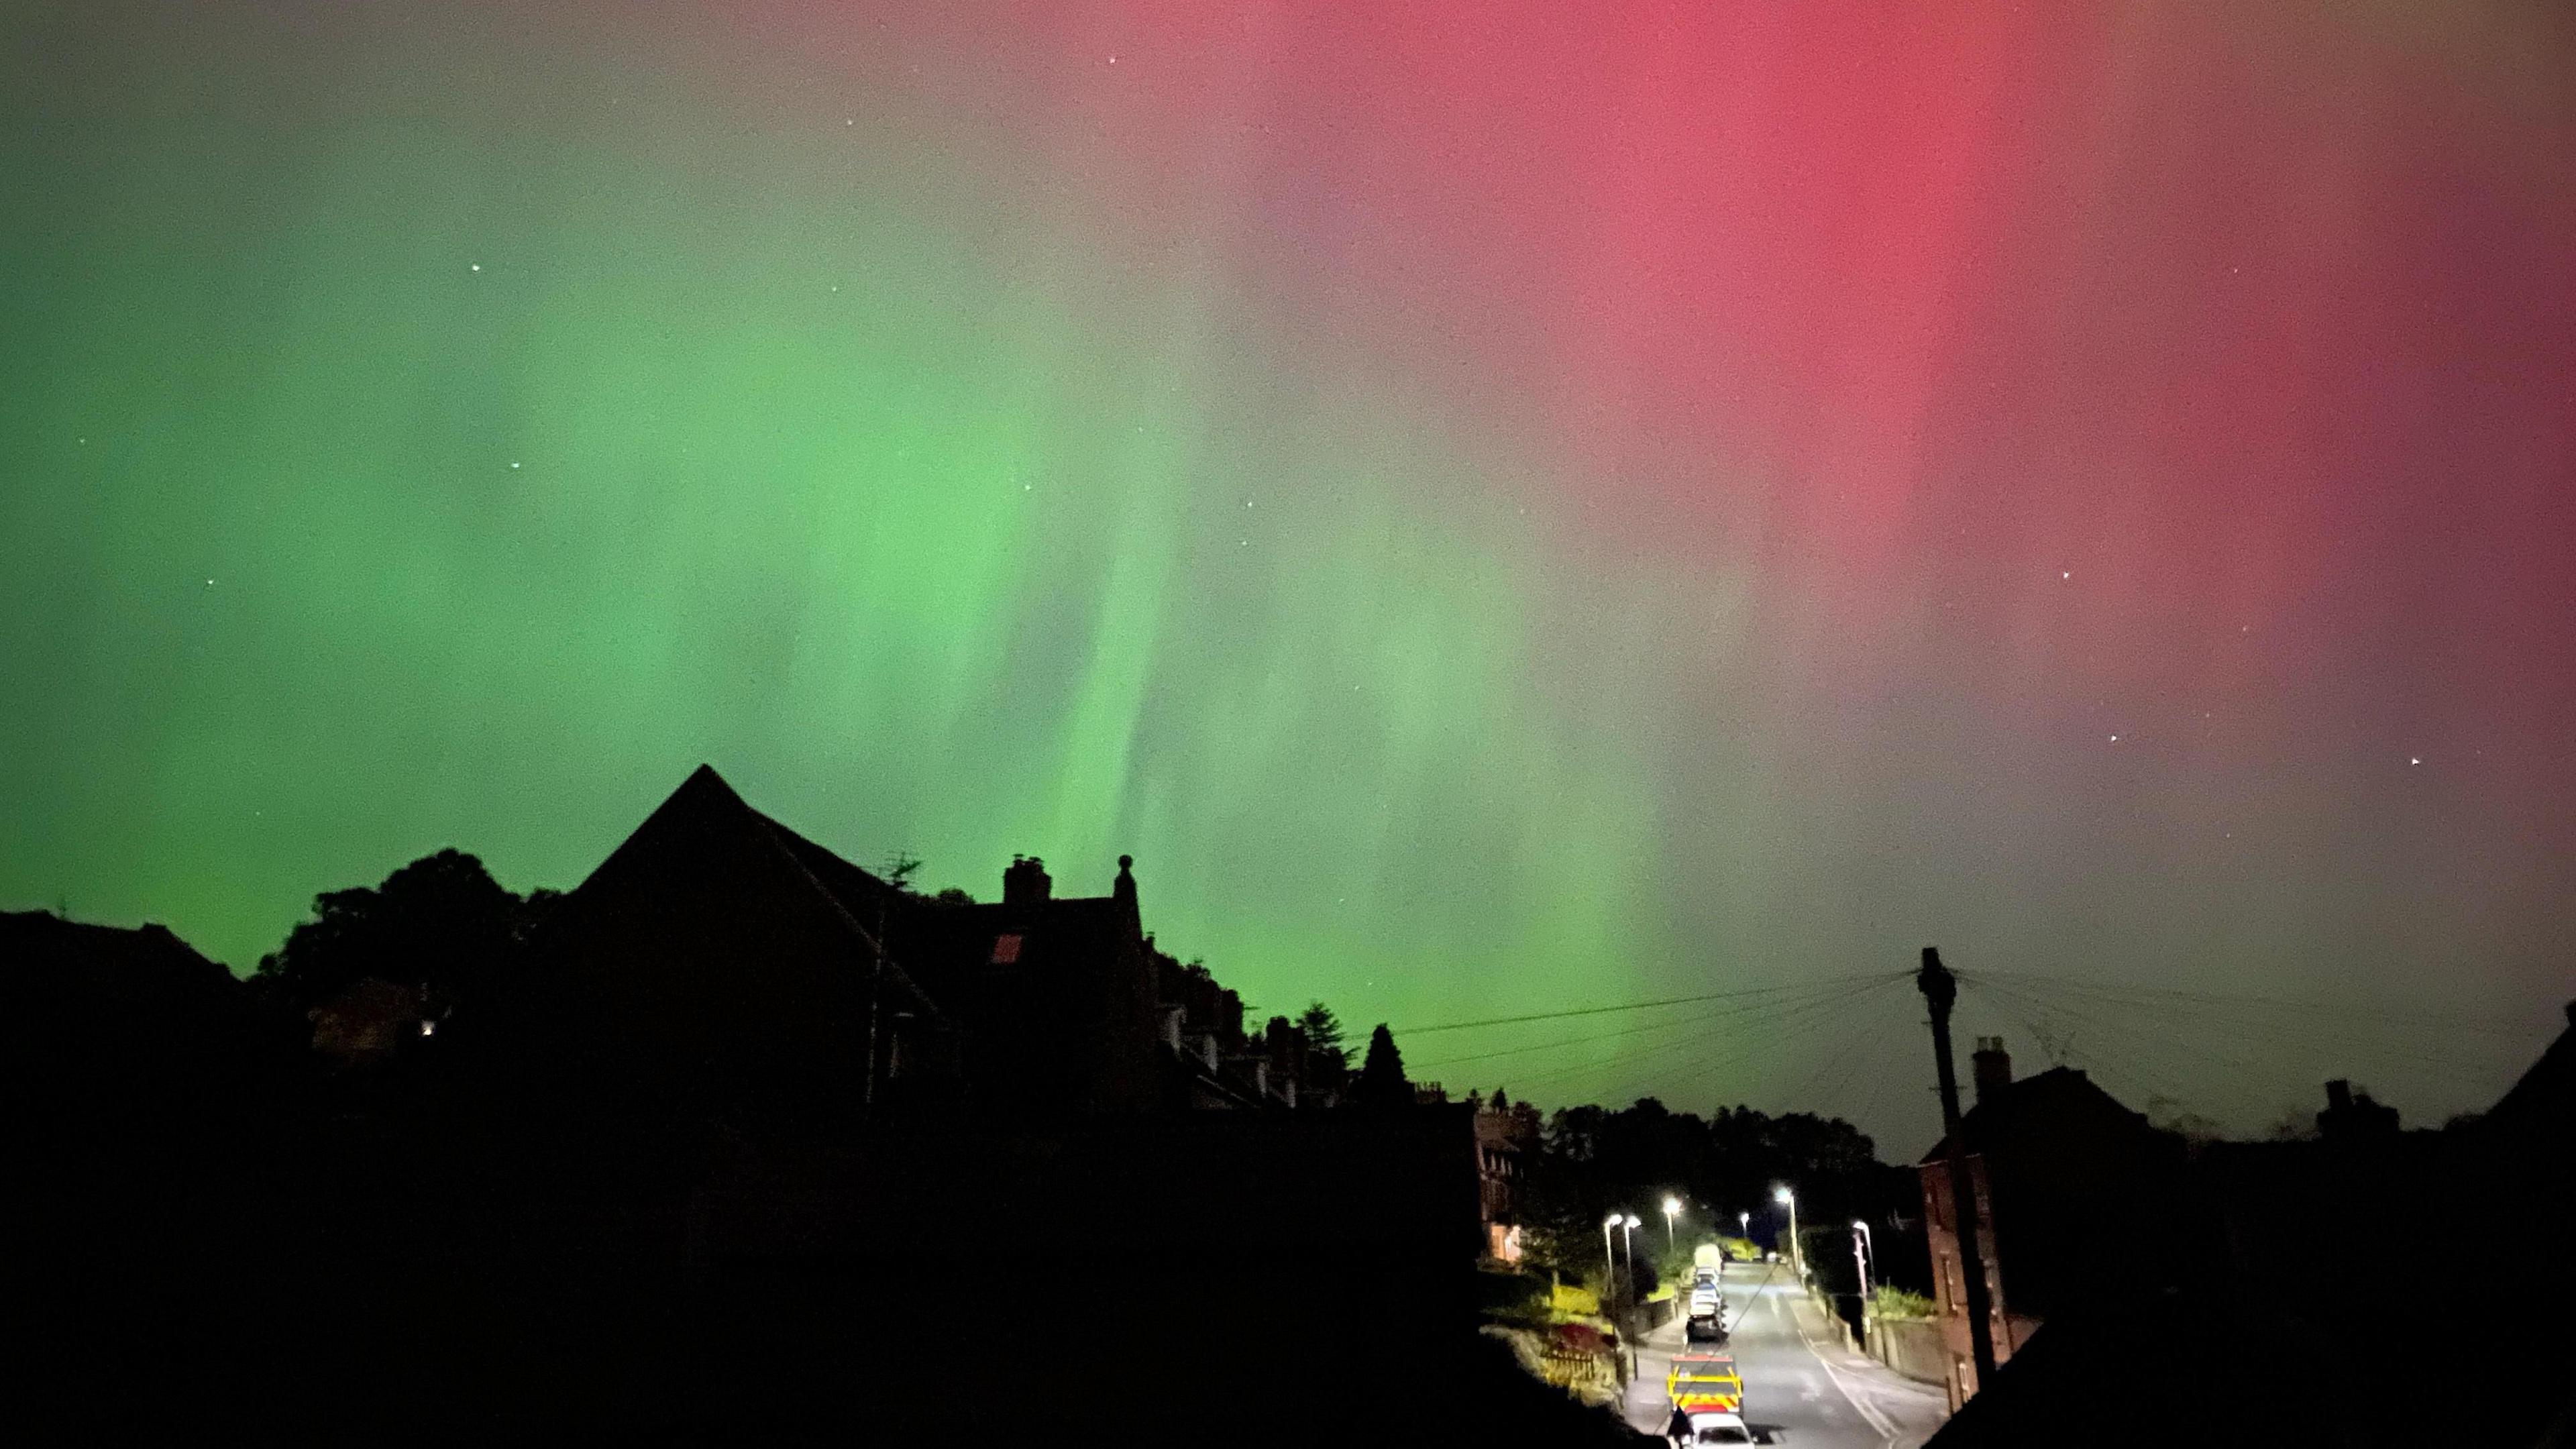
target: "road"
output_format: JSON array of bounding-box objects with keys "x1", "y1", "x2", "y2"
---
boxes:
[{"x1": 1621, "y1": 1261, "x2": 1947, "y2": 1447}]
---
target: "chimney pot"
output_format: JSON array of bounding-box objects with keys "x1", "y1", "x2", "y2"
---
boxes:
[
  {"x1": 1971, "y1": 1036, "x2": 2012, "y2": 1108},
  {"x1": 1002, "y1": 855, "x2": 1052, "y2": 906}
]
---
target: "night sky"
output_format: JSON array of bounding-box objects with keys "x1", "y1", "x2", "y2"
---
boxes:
[{"x1": 5, "y1": 2, "x2": 2571, "y2": 1150}]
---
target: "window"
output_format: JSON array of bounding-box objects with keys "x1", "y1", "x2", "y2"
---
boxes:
[{"x1": 990, "y1": 933, "x2": 1022, "y2": 964}]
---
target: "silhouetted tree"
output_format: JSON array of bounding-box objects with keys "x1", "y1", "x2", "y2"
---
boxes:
[
  {"x1": 1354, "y1": 1023, "x2": 1411, "y2": 1107},
  {"x1": 1297, "y1": 1000, "x2": 1347, "y2": 1064},
  {"x1": 256, "y1": 849, "x2": 540, "y2": 1018}
]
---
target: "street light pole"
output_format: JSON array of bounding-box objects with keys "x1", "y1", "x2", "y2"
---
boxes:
[
  {"x1": 1774, "y1": 1185, "x2": 1803, "y2": 1281},
  {"x1": 1663, "y1": 1195, "x2": 1681, "y2": 1253},
  {"x1": 1601, "y1": 1213, "x2": 1628, "y2": 1385},
  {"x1": 1851, "y1": 1223, "x2": 1873, "y2": 1303},
  {"x1": 1603, "y1": 1213, "x2": 1621, "y2": 1301},
  {"x1": 1621, "y1": 1214, "x2": 1641, "y2": 1295}
]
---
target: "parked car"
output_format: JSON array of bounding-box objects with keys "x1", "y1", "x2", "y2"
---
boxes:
[{"x1": 1684, "y1": 1284, "x2": 1726, "y2": 1342}]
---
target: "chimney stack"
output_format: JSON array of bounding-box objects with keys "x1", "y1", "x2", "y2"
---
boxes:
[
  {"x1": 2325, "y1": 1079, "x2": 2353, "y2": 1112},
  {"x1": 1002, "y1": 854, "x2": 1052, "y2": 907},
  {"x1": 1972, "y1": 1036, "x2": 2012, "y2": 1108},
  {"x1": 1267, "y1": 1017, "x2": 1308, "y2": 1102}
]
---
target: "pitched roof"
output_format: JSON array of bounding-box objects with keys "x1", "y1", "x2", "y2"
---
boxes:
[
  {"x1": 1921, "y1": 1066, "x2": 2154, "y2": 1163},
  {"x1": 2479, "y1": 1003, "x2": 2576, "y2": 1140},
  {"x1": 560, "y1": 764, "x2": 949, "y2": 1023},
  {"x1": 0, "y1": 909, "x2": 274, "y2": 1092},
  {"x1": 0, "y1": 909, "x2": 237, "y2": 1006}
]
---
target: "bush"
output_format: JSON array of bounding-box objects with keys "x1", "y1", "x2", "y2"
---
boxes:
[
  {"x1": 1476, "y1": 1269, "x2": 1550, "y2": 1321},
  {"x1": 1871, "y1": 1285, "x2": 1936, "y2": 1320}
]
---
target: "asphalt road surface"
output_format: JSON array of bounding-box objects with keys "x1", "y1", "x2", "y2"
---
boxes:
[{"x1": 1621, "y1": 1261, "x2": 1947, "y2": 1448}]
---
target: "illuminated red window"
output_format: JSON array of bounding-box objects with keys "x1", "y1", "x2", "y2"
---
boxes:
[{"x1": 990, "y1": 933, "x2": 1022, "y2": 965}]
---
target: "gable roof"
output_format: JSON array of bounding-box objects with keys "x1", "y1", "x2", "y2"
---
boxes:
[
  {"x1": 558, "y1": 764, "x2": 948, "y2": 1024},
  {"x1": 0, "y1": 908, "x2": 237, "y2": 1006},
  {"x1": 1921, "y1": 1066, "x2": 2155, "y2": 1164},
  {"x1": 2479, "y1": 1004, "x2": 2576, "y2": 1140}
]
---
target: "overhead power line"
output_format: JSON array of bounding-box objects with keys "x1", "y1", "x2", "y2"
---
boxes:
[{"x1": 1393, "y1": 971, "x2": 1907, "y2": 1037}]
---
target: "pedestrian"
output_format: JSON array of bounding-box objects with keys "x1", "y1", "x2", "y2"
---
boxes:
[{"x1": 1665, "y1": 1401, "x2": 1693, "y2": 1445}]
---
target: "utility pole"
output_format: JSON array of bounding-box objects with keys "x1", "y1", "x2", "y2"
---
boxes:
[{"x1": 1917, "y1": 947, "x2": 2000, "y2": 1393}]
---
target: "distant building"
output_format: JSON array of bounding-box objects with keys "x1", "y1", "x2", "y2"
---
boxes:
[
  {"x1": 1474, "y1": 1097, "x2": 1541, "y2": 1263},
  {"x1": 307, "y1": 975, "x2": 431, "y2": 1067},
  {"x1": 1, "y1": 908, "x2": 284, "y2": 1145},
  {"x1": 1917, "y1": 1038, "x2": 2185, "y2": 1410}
]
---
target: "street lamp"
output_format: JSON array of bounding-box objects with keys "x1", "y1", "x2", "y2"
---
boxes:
[
  {"x1": 1738, "y1": 1209, "x2": 1750, "y2": 1242},
  {"x1": 1603, "y1": 1212, "x2": 1621, "y2": 1297},
  {"x1": 1774, "y1": 1185, "x2": 1803, "y2": 1280},
  {"x1": 1662, "y1": 1195, "x2": 1682, "y2": 1252},
  {"x1": 1851, "y1": 1220, "x2": 1874, "y2": 1307},
  {"x1": 1621, "y1": 1213, "x2": 1642, "y2": 1293}
]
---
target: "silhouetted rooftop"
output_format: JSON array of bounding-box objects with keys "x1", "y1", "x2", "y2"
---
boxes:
[{"x1": 1921, "y1": 1065, "x2": 2155, "y2": 1163}]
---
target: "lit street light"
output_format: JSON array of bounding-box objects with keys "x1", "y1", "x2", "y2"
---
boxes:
[
  {"x1": 1774, "y1": 1185, "x2": 1804, "y2": 1281},
  {"x1": 1597, "y1": 1201, "x2": 1638, "y2": 1382},
  {"x1": 1851, "y1": 1220, "x2": 1874, "y2": 1307},
  {"x1": 1662, "y1": 1195, "x2": 1682, "y2": 1252},
  {"x1": 1621, "y1": 1213, "x2": 1642, "y2": 1293},
  {"x1": 1603, "y1": 1212, "x2": 1621, "y2": 1298}
]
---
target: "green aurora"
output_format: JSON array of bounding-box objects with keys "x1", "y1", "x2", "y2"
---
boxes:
[{"x1": 7, "y1": 3, "x2": 2571, "y2": 1146}]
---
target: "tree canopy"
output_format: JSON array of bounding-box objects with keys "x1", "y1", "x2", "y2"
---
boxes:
[
  {"x1": 1296, "y1": 1000, "x2": 1348, "y2": 1064},
  {"x1": 255, "y1": 849, "x2": 549, "y2": 1018},
  {"x1": 1354, "y1": 1023, "x2": 1411, "y2": 1107}
]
